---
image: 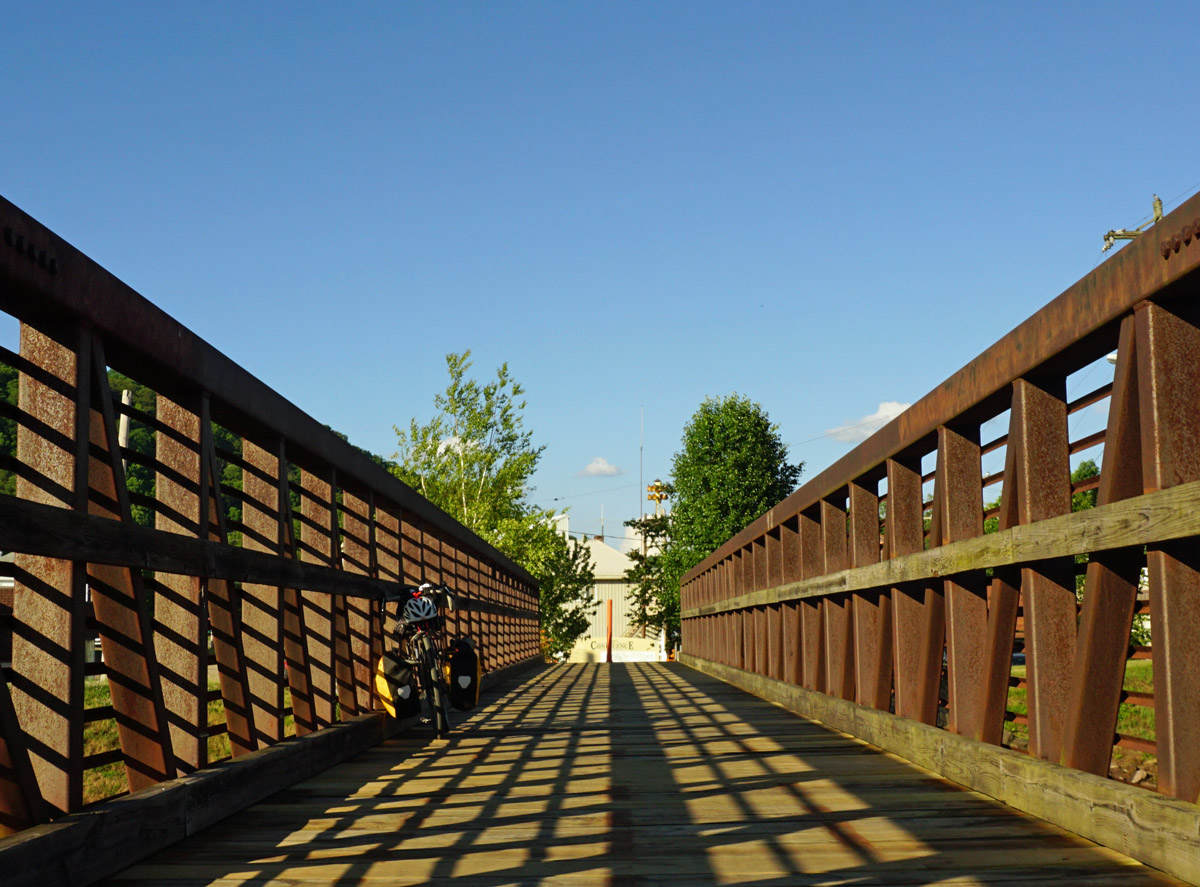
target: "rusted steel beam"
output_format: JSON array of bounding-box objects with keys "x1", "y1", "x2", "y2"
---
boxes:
[
  {"x1": 154, "y1": 394, "x2": 210, "y2": 774},
  {"x1": 10, "y1": 320, "x2": 89, "y2": 815},
  {"x1": 978, "y1": 398, "x2": 1021, "y2": 747},
  {"x1": 779, "y1": 518, "x2": 802, "y2": 684},
  {"x1": 1005, "y1": 378, "x2": 1074, "y2": 759},
  {"x1": 85, "y1": 340, "x2": 173, "y2": 791},
  {"x1": 683, "y1": 191, "x2": 1200, "y2": 585},
  {"x1": 299, "y1": 469, "x2": 337, "y2": 729},
  {"x1": 240, "y1": 440, "x2": 287, "y2": 748},
  {"x1": 1062, "y1": 315, "x2": 1144, "y2": 776},
  {"x1": 1135, "y1": 300, "x2": 1200, "y2": 804},
  {"x1": 886, "y1": 456, "x2": 925, "y2": 721},
  {"x1": 0, "y1": 676, "x2": 41, "y2": 835},
  {"x1": 819, "y1": 498, "x2": 854, "y2": 700},
  {"x1": 937, "y1": 425, "x2": 987, "y2": 738},
  {"x1": 765, "y1": 528, "x2": 781, "y2": 589},
  {"x1": 849, "y1": 480, "x2": 890, "y2": 709},
  {"x1": 798, "y1": 508, "x2": 824, "y2": 692},
  {"x1": 198, "y1": 398, "x2": 254, "y2": 759},
  {"x1": 340, "y1": 492, "x2": 376, "y2": 717}
]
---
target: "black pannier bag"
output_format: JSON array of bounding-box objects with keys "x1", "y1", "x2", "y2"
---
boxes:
[
  {"x1": 374, "y1": 651, "x2": 420, "y2": 719},
  {"x1": 446, "y1": 638, "x2": 482, "y2": 711}
]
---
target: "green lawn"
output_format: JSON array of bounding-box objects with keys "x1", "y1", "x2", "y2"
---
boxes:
[
  {"x1": 1005, "y1": 660, "x2": 1154, "y2": 780},
  {"x1": 83, "y1": 679, "x2": 295, "y2": 805}
]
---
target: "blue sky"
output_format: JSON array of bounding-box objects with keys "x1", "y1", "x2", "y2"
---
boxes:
[{"x1": 4, "y1": 3, "x2": 1198, "y2": 548}]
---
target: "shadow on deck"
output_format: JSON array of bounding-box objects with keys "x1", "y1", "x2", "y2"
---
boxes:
[{"x1": 102, "y1": 663, "x2": 1182, "y2": 886}]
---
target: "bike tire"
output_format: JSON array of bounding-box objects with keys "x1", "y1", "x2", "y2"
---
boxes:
[{"x1": 418, "y1": 634, "x2": 451, "y2": 738}]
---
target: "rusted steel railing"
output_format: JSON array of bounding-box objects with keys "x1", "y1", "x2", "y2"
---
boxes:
[
  {"x1": 681, "y1": 191, "x2": 1200, "y2": 806},
  {"x1": 0, "y1": 196, "x2": 540, "y2": 837}
]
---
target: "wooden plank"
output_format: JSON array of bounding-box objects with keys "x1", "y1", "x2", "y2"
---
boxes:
[
  {"x1": 0, "y1": 659, "x2": 546, "y2": 887},
  {"x1": 682, "y1": 653, "x2": 1200, "y2": 886},
  {"x1": 26, "y1": 662, "x2": 1170, "y2": 886}
]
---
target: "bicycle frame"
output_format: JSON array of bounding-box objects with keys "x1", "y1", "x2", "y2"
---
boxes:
[{"x1": 382, "y1": 583, "x2": 452, "y2": 736}]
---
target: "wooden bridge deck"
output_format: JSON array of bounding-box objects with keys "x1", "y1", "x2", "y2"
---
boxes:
[{"x1": 104, "y1": 663, "x2": 1182, "y2": 886}]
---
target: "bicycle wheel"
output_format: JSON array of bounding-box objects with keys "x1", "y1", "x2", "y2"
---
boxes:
[{"x1": 417, "y1": 634, "x2": 451, "y2": 738}]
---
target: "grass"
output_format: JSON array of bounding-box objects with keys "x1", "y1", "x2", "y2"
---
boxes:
[
  {"x1": 1004, "y1": 660, "x2": 1155, "y2": 781},
  {"x1": 83, "y1": 679, "x2": 296, "y2": 805}
]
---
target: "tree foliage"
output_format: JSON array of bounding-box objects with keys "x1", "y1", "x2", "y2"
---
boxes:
[
  {"x1": 623, "y1": 512, "x2": 676, "y2": 641},
  {"x1": 624, "y1": 394, "x2": 802, "y2": 648},
  {"x1": 669, "y1": 393, "x2": 802, "y2": 572},
  {"x1": 394, "y1": 351, "x2": 595, "y2": 655},
  {"x1": 0, "y1": 362, "x2": 17, "y2": 497},
  {"x1": 535, "y1": 533, "x2": 597, "y2": 659}
]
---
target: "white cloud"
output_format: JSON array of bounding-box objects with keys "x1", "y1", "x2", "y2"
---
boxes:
[
  {"x1": 826, "y1": 401, "x2": 911, "y2": 443},
  {"x1": 437, "y1": 435, "x2": 472, "y2": 456},
  {"x1": 577, "y1": 456, "x2": 624, "y2": 477}
]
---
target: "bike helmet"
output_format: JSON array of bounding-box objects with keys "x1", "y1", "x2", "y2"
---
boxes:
[{"x1": 402, "y1": 593, "x2": 439, "y2": 624}]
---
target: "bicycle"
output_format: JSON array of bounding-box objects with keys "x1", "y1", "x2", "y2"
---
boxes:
[{"x1": 378, "y1": 582, "x2": 454, "y2": 738}]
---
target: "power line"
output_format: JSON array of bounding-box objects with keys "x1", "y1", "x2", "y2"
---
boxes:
[{"x1": 531, "y1": 481, "x2": 642, "y2": 504}]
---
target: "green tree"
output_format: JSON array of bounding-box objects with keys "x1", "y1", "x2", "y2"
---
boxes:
[
  {"x1": 535, "y1": 532, "x2": 597, "y2": 659},
  {"x1": 622, "y1": 512, "x2": 676, "y2": 641},
  {"x1": 0, "y1": 362, "x2": 17, "y2": 497},
  {"x1": 668, "y1": 393, "x2": 802, "y2": 570},
  {"x1": 642, "y1": 394, "x2": 802, "y2": 645},
  {"x1": 108, "y1": 372, "x2": 157, "y2": 527},
  {"x1": 394, "y1": 350, "x2": 596, "y2": 655}
]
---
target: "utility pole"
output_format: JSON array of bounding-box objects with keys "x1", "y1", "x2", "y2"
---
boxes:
[{"x1": 639, "y1": 405, "x2": 646, "y2": 562}]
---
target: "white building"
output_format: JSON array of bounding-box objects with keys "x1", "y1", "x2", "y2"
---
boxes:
[{"x1": 554, "y1": 516, "x2": 666, "y2": 663}]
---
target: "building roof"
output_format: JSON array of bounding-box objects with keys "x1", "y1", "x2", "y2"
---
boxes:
[{"x1": 580, "y1": 536, "x2": 634, "y2": 581}]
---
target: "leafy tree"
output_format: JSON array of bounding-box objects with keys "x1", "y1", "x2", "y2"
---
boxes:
[
  {"x1": 1070, "y1": 458, "x2": 1099, "y2": 511},
  {"x1": 534, "y1": 533, "x2": 596, "y2": 659},
  {"x1": 635, "y1": 394, "x2": 802, "y2": 646},
  {"x1": 668, "y1": 393, "x2": 802, "y2": 571},
  {"x1": 108, "y1": 372, "x2": 157, "y2": 527},
  {"x1": 394, "y1": 350, "x2": 596, "y2": 655},
  {"x1": 623, "y1": 512, "x2": 676, "y2": 642},
  {"x1": 0, "y1": 362, "x2": 16, "y2": 497}
]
